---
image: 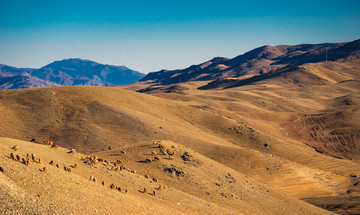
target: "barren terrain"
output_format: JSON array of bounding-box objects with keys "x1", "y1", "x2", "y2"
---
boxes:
[{"x1": 0, "y1": 61, "x2": 359, "y2": 214}]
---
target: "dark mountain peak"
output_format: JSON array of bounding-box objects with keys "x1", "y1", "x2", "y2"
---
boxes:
[
  {"x1": 1, "y1": 59, "x2": 145, "y2": 89},
  {"x1": 209, "y1": 57, "x2": 230, "y2": 63},
  {"x1": 233, "y1": 45, "x2": 285, "y2": 62},
  {"x1": 42, "y1": 58, "x2": 132, "y2": 72},
  {"x1": 42, "y1": 58, "x2": 100, "y2": 70}
]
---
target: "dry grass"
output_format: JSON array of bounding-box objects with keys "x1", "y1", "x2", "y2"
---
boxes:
[{"x1": 0, "y1": 61, "x2": 359, "y2": 214}]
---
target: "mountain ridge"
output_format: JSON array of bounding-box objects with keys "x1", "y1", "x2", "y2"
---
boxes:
[
  {"x1": 140, "y1": 39, "x2": 360, "y2": 86},
  {"x1": 0, "y1": 58, "x2": 145, "y2": 89}
]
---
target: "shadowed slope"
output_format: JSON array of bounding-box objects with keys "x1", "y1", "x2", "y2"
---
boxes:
[{"x1": 140, "y1": 39, "x2": 360, "y2": 85}]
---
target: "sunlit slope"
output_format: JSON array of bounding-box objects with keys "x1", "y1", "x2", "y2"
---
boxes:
[
  {"x1": 124, "y1": 61, "x2": 360, "y2": 214},
  {"x1": 0, "y1": 137, "x2": 331, "y2": 215},
  {"x1": 0, "y1": 60, "x2": 359, "y2": 215}
]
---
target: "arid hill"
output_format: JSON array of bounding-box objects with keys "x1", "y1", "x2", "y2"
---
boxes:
[
  {"x1": 0, "y1": 137, "x2": 331, "y2": 215},
  {"x1": 1, "y1": 38, "x2": 360, "y2": 214},
  {"x1": 140, "y1": 39, "x2": 360, "y2": 85},
  {"x1": 1, "y1": 59, "x2": 360, "y2": 214},
  {"x1": 123, "y1": 60, "x2": 360, "y2": 214}
]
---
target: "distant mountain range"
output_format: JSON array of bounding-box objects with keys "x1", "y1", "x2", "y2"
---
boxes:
[
  {"x1": 140, "y1": 39, "x2": 360, "y2": 86},
  {"x1": 0, "y1": 58, "x2": 145, "y2": 90},
  {"x1": 2, "y1": 39, "x2": 359, "y2": 90}
]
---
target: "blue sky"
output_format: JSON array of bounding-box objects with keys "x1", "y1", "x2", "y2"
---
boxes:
[{"x1": 0, "y1": 0, "x2": 359, "y2": 73}]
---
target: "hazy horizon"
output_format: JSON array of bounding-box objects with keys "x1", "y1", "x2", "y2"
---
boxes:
[{"x1": 1, "y1": 0, "x2": 359, "y2": 74}]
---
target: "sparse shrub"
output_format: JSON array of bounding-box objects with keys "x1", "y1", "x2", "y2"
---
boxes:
[
  {"x1": 12, "y1": 145, "x2": 19, "y2": 151},
  {"x1": 73, "y1": 163, "x2": 78, "y2": 168},
  {"x1": 110, "y1": 184, "x2": 115, "y2": 189},
  {"x1": 158, "y1": 144, "x2": 165, "y2": 149},
  {"x1": 38, "y1": 158, "x2": 42, "y2": 164},
  {"x1": 102, "y1": 181, "x2": 105, "y2": 186},
  {"x1": 165, "y1": 167, "x2": 186, "y2": 177},
  {"x1": 49, "y1": 160, "x2": 54, "y2": 165},
  {"x1": 0, "y1": 166, "x2": 4, "y2": 173},
  {"x1": 16, "y1": 155, "x2": 20, "y2": 161},
  {"x1": 51, "y1": 144, "x2": 58, "y2": 148},
  {"x1": 30, "y1": 138, "x2": 37, "y2": 142},
  {"x1": 121, "y1": 150, "x2": 127, "y2": 154},
  {"x1": 151, "y1": 151, "x2": 157, "y2": 155},
  {"x1": 157, "y1": 185, "x2": 163, "y2": 190},
  {"x1": 152, "y1": 178, "x2": 158, "y2": 183},
  {"x1": 145, "y1": 175, "x2": 149, "y2": 179},
  {"x1": 153, "y1": 190, "x2": 156, "y2": 196},
  {"x1": 125, "y1": 189, "x2": 128, "y2": 194},
  {"x1": 42, "y1": 167, "x2": 47, "y2": 172},
  {"x1": 154, "y1": 156, "x2": 160, "y2": 161},
  {"x1": 145, "y1": 158, "x2": 153, "y2": 163},
  {"x1": 143, "y1": 188, "x2": 147, "y2": 193}
]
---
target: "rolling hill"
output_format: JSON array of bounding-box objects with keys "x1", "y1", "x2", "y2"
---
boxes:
[
  {"x1": 1, "y1": 39, "x2": 359, "y2": 214},
  {"x1": 0, "y1": 64, "x2": 359, "y2": 214}
]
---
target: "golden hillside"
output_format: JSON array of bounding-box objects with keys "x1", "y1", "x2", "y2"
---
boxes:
[{"x1": 0, "y1": 61, "x2": 359, "y2": 214}]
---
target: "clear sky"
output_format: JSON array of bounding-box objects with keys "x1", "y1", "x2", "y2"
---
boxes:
[{"x1": 0, "y1": 0, "x2": 359, "y2": 73}]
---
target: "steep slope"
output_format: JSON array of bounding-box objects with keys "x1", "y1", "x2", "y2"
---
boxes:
[
  {"x1": 0, "y1": 58, "x2": 145, "y2": 88},
  {"x1": 0, "y1": 137, "x2": 330, "y2": 215},
  {"x1": 0, "y1": 82, "x2": 359, "y2": 214},
  {"x1": 128, "y1": 61, "x2": 360, "y2": 214},
  {"x1": 140, "y1": 39, "x2": 360, "y2": 85}
]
